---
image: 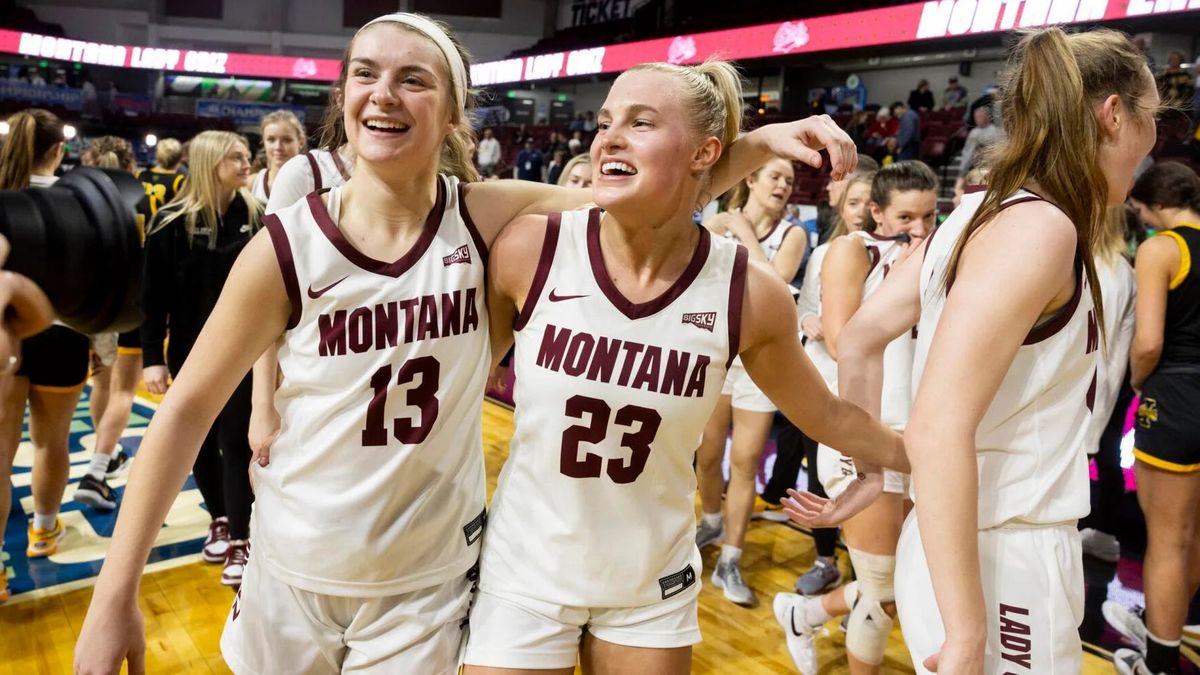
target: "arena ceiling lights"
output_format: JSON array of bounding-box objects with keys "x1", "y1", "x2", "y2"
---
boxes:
[{"x1": 0, "y1": 0, "x2": 1196, "y2": 84}]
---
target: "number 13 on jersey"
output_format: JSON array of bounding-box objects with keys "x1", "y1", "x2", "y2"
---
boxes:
[{"x1": 362, "y1": 356, "x2": 441, "y2": 446}]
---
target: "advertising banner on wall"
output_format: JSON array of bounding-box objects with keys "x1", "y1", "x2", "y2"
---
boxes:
[
  {"x1": 195, "y1": 99, "x2": 307, "y2": 127},
  {"x1": 0, "y1": 81, "x2": 82, "y2": 109}
]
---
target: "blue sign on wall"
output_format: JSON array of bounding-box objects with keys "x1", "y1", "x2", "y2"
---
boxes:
[
  {"x1": 0, "y1": 82, "x2": 83, "y2": 110},
  {"x1": 195, "y1": 99, "x2": 306, "y2": 127}
]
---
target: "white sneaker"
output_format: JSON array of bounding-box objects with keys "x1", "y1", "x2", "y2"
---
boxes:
[
  {"x1": 696, "y1": 519, "x2": 724, "y2": 549},
  {"x1": 773, "y1": 593, "x2": 819, "y2": 675},
  {"x1": 221, "y1": 540, "x2": 248, "y2": 587},
  {"x1": 1080, "y1": 527, "x2": 1120, "y2": 563},
  {"x1": 712, "y1": 559, "x2": 755, "y2": 606},
  {"x1": 1113, "y1": 648, "x2": 1155, "y2": 674},
  {"x1": 202, "y1": 517, "x2": 230, "y2": 563},
  {"x1": 1103, "y1": 601, "x2": 1147, "y2": 651}
]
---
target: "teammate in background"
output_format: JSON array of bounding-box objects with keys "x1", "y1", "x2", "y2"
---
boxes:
[
  {"x1": 1077, "y1": 206, "x2": 1137, "y2": 564},
  {"x1": 251, "y1": 111, "x2": 306, "y2": 204},
  {"x1": 72, "y1": 136, "x2": 156, "y2": 511},
  {"x1": 140, "y1": 130, "x2": 263, "y2": 587},
  {"x1": 776, "y1": 161, "x2": 937, "y2": 675},
  {"x1": 767, "y1": 166, "x2": 875, "y2": 601},
  {"x1": 74, "y1": 13, "x2": 854, "y2": 673},
  {"x1": 264, "y1": 110, "x2": 355, "y2": 214},
  {"x1": 695, "y1": 155, "x2": 806, "y2": 606},
  {"x1": 817, "y1": 154, "x2": 878, "y2": 243},
  {"x1": 785, "y1": 28, "x2": 1159, "y2": 673},
  {"x1": 465, "y1": 60, "x2": 892, "y2": 674},
  {"x1": 1115, "y1": 161, "x2": 1200, "y2": 675},
  {"x1": 0, "y1": 109, "x2": 81, "y2": 605},
  {"x1": 140, "y1": 138, "x2": 186, "y2": 207},
  {"x1": 557, "y1": 154, "x2": 592, "y2": 188}
]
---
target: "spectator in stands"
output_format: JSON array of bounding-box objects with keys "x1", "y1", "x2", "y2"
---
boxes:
[
  {"x1": 1158, "y1": 50, "x2": 1195, "y2": 109},
  {"x1": 512, "y1": 123, "x2": 529, "y2": 145},
  {"x1": 942, "y1": 76, "x2": 968, "y2": 110},
  {"x1": 908, "y1": 78, "x2": 935, "y2": 112},
  {"x1": 867, "y1": 106, "x2": 898, "y2": 150},
  {"x1": 477, "y1": 127, "x2": 501, "y2": 177},
  {"x1": 960, "y1": 106, "x2": 1003, "y2": 174},
  {"x1": 583, "y1": 110, "x2": 597, "y2": 132},
  {"x1": 515, "y1": 139, "x2": 544, "y2": 181},
  {"x1": 568, "y1": 129, "x2": 585, "y2": 156},
  {"x1": 545, "y1": 131, "x2": 570, "y2": 158},
  {"x1": 844, "y1": 111, "x2": 870, "y2": 152},
  {"x1": 546, "y1": 150, "x2": 567, "y2": 185},
  {"x1": 25, "y1": 66, "x2": 44, "y2": 85},
  {"x1": 965, "y1": 86, "x2": 996, "y2": 129},
  {"x1": 892, "y1": 101, "x2": 921, "y2": 160},
  {"x1": 568, "y1": 113, "x2": 585, "y2": 132}
]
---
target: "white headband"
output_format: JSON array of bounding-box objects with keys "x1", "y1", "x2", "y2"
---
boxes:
[{"x1": 360, "y1": 13, "x2": 468, "y2": 111}]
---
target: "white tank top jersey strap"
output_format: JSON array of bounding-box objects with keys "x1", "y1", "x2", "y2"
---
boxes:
[
  {"x1": 257, "y1": 174, "x2": 490, "y2": 597},
  {"x1": 266, "y1": 148, "x2": 354, "y2": 215},
  {"x1": 251, "y1": 168, "x2": 270, "y2": 203},
  {"x1": 914, "y1": 189, "x2": 1099, "y2": 529},
  {"x1": 481, "y1": 207, "x2": 748, "y2": 609},
  {"x1": 725, "y1": 218, "x2": 797, "y2": 372}
]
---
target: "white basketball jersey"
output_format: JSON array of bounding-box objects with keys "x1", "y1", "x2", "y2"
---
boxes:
[
  {"x1": 257, "y1": 175, "x2": 489, "y2": 596},
  {"x1": 482, "y1": 208, "x2": 747, "y2": 608},
  {"x1": 726, "y1": 218, "x2": 797, "y2": 369},
  {"x1": 1083, "y1": 255, "x2": 1135, "y2": 453},
  {"x1": 806, "y1": 231, "x2": 915, "y2": 429},
  {"x1": 914, "y1": 190, "x2": 1099, "y2": 528},
  {"x1": 266, "y1": 148, "x2": 354, "y2": 215},
  {"x1": 251, "y1": 168, "x2": 269, "y2": 204}
]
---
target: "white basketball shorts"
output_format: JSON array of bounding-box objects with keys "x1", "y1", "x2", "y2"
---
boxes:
[
  {"x1": 721, "y1": 361, "x2": 776, "y2": 413},
  {"x1": 220, "y1": 547, "x2": 474, "y2": 674},
  {"x1": 462, "y1": 585, "x2": 702, "y2": 669},
  {"x1": 895, "y1": 513, "x2": 1084, "y2": 675}
]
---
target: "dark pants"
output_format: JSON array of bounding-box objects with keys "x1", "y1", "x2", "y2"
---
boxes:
[
  {"x1": 1093, "y1": 372, "x2": 1134, "y2": 537},
  {"x1": 169, "y1": 362, "x2": 255, "y2": 540},
  {"x1": 764, "y1": 418, "x2": 839, "y2": 558}
]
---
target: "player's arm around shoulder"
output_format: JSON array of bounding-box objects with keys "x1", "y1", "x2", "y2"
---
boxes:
[
  {"x1": 462, "y1": 180, "x2": 589, "y2": 249},
  {"x1": 738, "y1": 260, "x2": 907, "y2": 471},
  {"x1": 487, "y1": 213, "x2": 553, "y2": 366}
]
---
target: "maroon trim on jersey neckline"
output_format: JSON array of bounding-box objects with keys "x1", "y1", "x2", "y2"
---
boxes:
[
  {"x1": 1023, "y1": 253, "x2": 1084, "y2": 345},
  {"x1": 457, "y1": 183, "x2": 489, "y2": 267},
  {"x1": 963, "y1": 184, "x2": 987, "y2": 194},
  {"x1": 305, "y1": 152, "x2": 322, "y2": 192},
  {"x1": 263, "y1": 213, "x2": 302, "y2": 330},
  {"x1": 726, "y1": 245, "x2": 748, "y2": 369},
  {"x1": 331, "y1": 148, "x2": 351, "y2": 181},
  {"x1": 587, "y1": 208, "x2": 711, "y2": 320},
  {"x1": 514, "y1": 212, "x2": 561, "y2": 332},
  {"x1": 306, "y1": 176, "x2": 446, "y2": 278},
  {"x1": 757, "y1": 220, "x2": 780, "y2": 243}
]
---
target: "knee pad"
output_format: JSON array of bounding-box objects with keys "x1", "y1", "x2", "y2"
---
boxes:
[
  {"x1": 847, "y1": 548, "x2": 896, "y2": 603},
  {"x1": 845, "y1": 548, "x2": 897, "y2": 665},
  {"x1": 845, "y1": 594, "x2": 894, "y2": 665}
]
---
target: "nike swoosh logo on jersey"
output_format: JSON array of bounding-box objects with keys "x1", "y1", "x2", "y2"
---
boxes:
[
  {"x1": 548, "y1": 289, "x2": 589, "y2": 302},
  {"x1": 307, "y1": 276, "x2": 348, "y2": 299}
]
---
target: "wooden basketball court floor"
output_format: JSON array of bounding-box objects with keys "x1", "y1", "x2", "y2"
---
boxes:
[{"x1": 0, "y1": 389, "x2": 1134, "y2": 673}]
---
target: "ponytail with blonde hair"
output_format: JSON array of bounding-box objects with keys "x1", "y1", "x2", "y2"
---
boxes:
[
  {"x1": 0, "y1": 108, "x2": 64, "y2": 190},
  {"x1": 151, "y1": 130, "x2": 262, "y2": 248},
  {"x1": 89, "y1": 135, "x2": 136, "y2": 172},
  {"x1": 943, "y1": 27, "x2": 1158, "y2": 335}
]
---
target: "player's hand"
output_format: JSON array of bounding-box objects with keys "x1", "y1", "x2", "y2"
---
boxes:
[
  {"x1": 74, "y1": 595, "x2": 146, "y2": 675},
  {"x1": 783, "y1": 470, "x2": 883, "y2": 528},
  {"x1": 248, "y1": 404, "x2": 280, "y2": 469},
  {"x1": 924, "y1": 636, "x2": 985, "y2": 674},
  {"x1": 486, "y1": 364, "x2": 509, "y2": 396},
  {"x1": 142, "y1": 366, "x2": 170, "y2": 395},
  {"x1": 755, "y1": 115, "x2": 858, "y2": 181},
  {"x1": 800, "y1": 314, "x2": 824, "y2": 342}
]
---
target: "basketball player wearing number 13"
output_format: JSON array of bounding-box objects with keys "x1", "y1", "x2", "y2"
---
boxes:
[{"x1": 464, "y1": 61, "x2": 900, "y2": 674}]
